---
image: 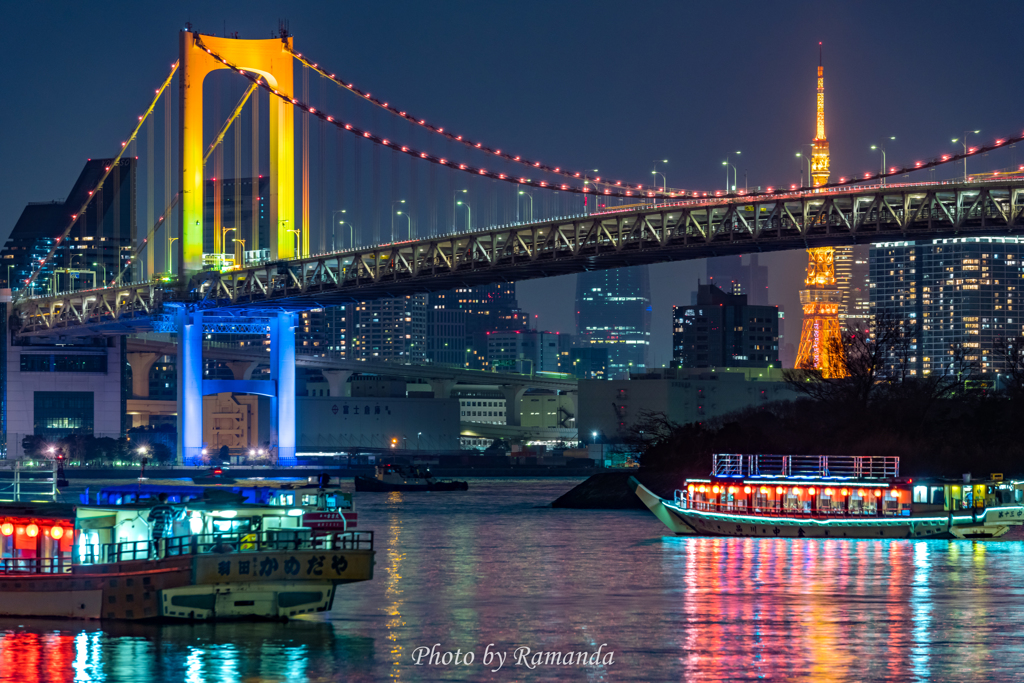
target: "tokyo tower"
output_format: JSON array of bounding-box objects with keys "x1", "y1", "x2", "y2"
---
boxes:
[{"x1": 794, "y1": 46, "x2": 846, "y2": 377}]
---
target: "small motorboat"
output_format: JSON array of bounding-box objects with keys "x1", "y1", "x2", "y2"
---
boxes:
[{"x1": 355, "y1": 464, "x2": 468, "y2": 492}]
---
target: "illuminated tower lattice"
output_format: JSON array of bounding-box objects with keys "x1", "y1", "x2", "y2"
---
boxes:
[{"x1": 795, "y1": 47, "x2": 846, "y2": 377}]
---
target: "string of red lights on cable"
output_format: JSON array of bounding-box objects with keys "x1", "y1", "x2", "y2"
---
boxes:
[
  {"x1": 286, "y1": 48, "x2": 660, "y2": 196},
  {"x1": 212, "y1": 40, "x2": 1024, "y2": 205},
  {"x1": 20, "y1": 61, "x2": 180, "y2": 296}
]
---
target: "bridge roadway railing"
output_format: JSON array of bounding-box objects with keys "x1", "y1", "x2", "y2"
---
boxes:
[{"x1": 12, "y1": 179, "x2": 1024, "y2": 337}]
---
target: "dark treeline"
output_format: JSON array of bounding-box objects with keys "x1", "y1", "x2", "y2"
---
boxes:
[{"x1": 628, "y1": 313, "x2": 1024, "y2": 479}]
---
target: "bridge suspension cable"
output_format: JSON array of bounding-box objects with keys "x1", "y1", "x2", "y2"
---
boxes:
[
  {"x1": 287, "y1": 48, "x2": 658, "y2": 197},
  {"x1": 196, "y1": 38, "x2": 655, "y2": 201},
  {"x1": 19, "y1": 61, "x2": 180, "y2": 299},
  {"x1": 117, "y1": 81, "x2": 259, "y2": 286}
]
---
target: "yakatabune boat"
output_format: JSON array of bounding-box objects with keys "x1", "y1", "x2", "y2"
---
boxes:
[
  {"x1": 631, "y1": 453, "x2": 1024, "y2": 540},
  {"x1": 0, "y1": 496, "x2": 374, "y2": 620}
]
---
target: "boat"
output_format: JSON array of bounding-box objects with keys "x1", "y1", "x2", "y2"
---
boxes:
[
  {"x1": 355, "y1": 464, "x2": 468, "y2": 492},
  {"x1": 0, "y1": 492, "x2": 374, "y2": 620},
  {"x1": 631, "y1": 453, "x2": 1024, "y2": 539}
]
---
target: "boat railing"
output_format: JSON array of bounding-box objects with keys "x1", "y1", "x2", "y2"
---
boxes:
[
  {"x1": 712, "y1": 454, "x2": 899, "y2": 479},
  {"x1": 678, "y1": 499, "x2": 910, "y2": 519},
  {"x1": 76, "y1": 530, "x2": 374, "y2": 566},
  {"x1": 0, "y1": 554, "x2": 73, "y2": 574}
]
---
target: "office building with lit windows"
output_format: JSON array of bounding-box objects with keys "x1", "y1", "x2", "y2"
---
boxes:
[
  {"x1": 352, "y1": 294, "x2": 428, "y2": 362},
  {"x1": 836, "y1": 245, "x2": 871, "y2": 330},
  {"x1": 427, "y1": 283, "x2": 530, "y2": 369},
  {"x1": 2, "y1": 158, "x2": 135, "y2": 294},
  {"x1": 870, "y1": 237, "x2": 1024, "y2": 378},
  {"x1": 673, "y1": 284, "x2": 779, "y2": 369},
  {"x1": 575, "y1": 266, "x2": 651, "y2": 378}
]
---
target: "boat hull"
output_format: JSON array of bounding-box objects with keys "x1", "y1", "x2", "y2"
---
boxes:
[
  {"x1": 0, "y1": 549, "x2": 375, "y2": 621},
  {"x1": 354, "y1": 476, "x2": 468, "y2": 492},
  {"x1": 629, "y1": 477, "x2": 1016, "y2": 540}
]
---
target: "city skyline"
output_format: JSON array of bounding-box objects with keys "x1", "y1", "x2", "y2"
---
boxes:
[{"x1": 4, "y1": 3, "x2": 1024, "y2": 368}]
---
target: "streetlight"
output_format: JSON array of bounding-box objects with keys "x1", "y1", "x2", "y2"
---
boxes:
[
  {"x1": 92, "y1": 262, "x2": 106, "y2": 288},
  {"x1": 795, "y1": 152, "x2": 812, "y2": 187},
  {"x1": 287, "y1": 228, "x2": 301, "y2": 254},
  {"x1": 167, "y1": 237, "x2": 179, "y2": 274},
  {"x1": 220, "y1": 227, "x2": 236, "y2": 257},
  {"x1": 234, "y1": 238, "x2": 246, "y2": 267},
  {"x1": 724, "y1": 151, "x2": 741, "y2": 191},
  {"x1": 417, "y1": 432, "x2": 422, "y2": 450},
  {"x1": 396, "y1": 211, "x2": 412, "y2": 240},
  {"x1": 518, "y1": 190, "x2": 534, "y2": 222},
  {"x1": 582, "y1": 169, "x2": 599, "y2": 214},
  {"x1": 652, "y1": 159, "x2": 668, "y2": 205},
  {"x1": 456, "y1": 200, "x2": 471, "y2": 231},
  {"x1": 453, "y1": 189, "x2": 467, "y2": 229},
  {"x1": 331, "y1": 209, "x2": 347, "y2": 251},
  {"x1": 952, "y1": 130, "x2": 980, "y2": 182},
  {"x1": 870, "y1": 137, "x2": 896, "y2": 186},
  {"x1": 390, "y1": 199, "x2": 405, "y2": 243}
]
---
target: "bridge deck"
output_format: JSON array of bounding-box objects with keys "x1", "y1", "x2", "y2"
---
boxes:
[{"x1": 12, "y1": 179, "x2": 1024, "y2": 338}]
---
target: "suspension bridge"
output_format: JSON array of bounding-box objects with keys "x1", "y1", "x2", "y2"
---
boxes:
[{"x1": 9, "y1": 29, "x2": 1024, "y2": 461}]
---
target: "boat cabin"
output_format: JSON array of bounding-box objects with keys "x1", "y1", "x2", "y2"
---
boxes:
[{"x1": 678, "y1": 454, "x2": 1020, "y2": 518}]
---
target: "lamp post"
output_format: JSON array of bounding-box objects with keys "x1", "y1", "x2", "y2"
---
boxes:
[
  {"x1": 652, "y1": 159, "x2": 668, "y2": 205},
  {"x1": 234, "y1": 238, "x2": 245, "y2": 267},
  {"x1": 417, "y1": 431, "x2": 422, "y2": 450},
  {"x1": 453, "y1": 189, "x2": 467, "y2": 229},
  {"x1": 390, "y1": 199, "x2": 405, "y2": 243},
  {"x1": 871, "y1": 137, "x2": 895, "y2": 186},
  {"x1": 952, "y1": 130, "x2": 980, "y2": 182},
  {"x1": 220, "y1": 227, "x2": 235, "y2": 258},
  {"x1": 724, "y1": 151, "x2": 741, "y2": 191},
  {"x1": 722, "y1": 161, "x2": 736, "y2": 193},
  {"x1": 582, "y1": 169, "x2": 599, "y2": 214},
  {"x1": 5, "y1": 265, "x2": 12, "y2": 290},
  {"x1": 331, "y1": 209, "x2": 347, "y2": 251},
  {"x1": 796, "y1": 152, "x2": 811, "y2": 187},
  {"x1": 396, "y1": 211, "x2": 412, "y2": 240},
  {"x1": 456, "y1": 200, "x2": 471, "y2": 231},
  {"x1": 167, "y1": 237, "x2": 179, "y2": 274},
  {"x1": 287, "y1": 229, "x2": 301, "y2": 254},
  {"x1": 518, "y1": 190, "x2": 534, "y2": 222},
  {"x1": 92, "y1": 262, "x2": 107, "y2": 288}
]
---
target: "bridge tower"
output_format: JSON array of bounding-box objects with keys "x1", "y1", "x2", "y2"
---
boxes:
[
  {"x1": 795, "y1": 46, "x2": 846, "y2": 377},
  {"x1": 178, "y1": 30, "x2": 296, "y2": 276}
]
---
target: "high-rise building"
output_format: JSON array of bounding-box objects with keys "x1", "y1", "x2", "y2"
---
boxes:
[
  {"x1": 870, "y1": 237, "x2": 1024, "y2": 379},
  {"x1": 486, "y1": 330, "x2": 560, "y2": 374},
  {"x1": 352, "y1": 294, "x2": 428, "y2": 362},
  {"x1": 2, "y1": 158, "x2": 136, "y2": 294},
  {"x1": 427, "y1": 283, "x2": 529, "y2": 369},
  {"x1": 836, "y1": 245, "x2": 871, "y2": 329},
  {"x1": 202, "y1": 176, "x2": 270, "y2": 265},
  {"x1": 299, "y1": 306, "x2": 352, "y2": 357},
  {"x1": 568, "y1": 347, "x2": 608, "y2": 380},
  {"x1": 673, "y1": 284, "x2": 780, "y2": 368},
  {"x1": 707, "y1": 254, "x2": 769, "y2": 305},
  {"x1": 575, "y1": 266, "x2": 652, "y2": 378},
  {"x1": 795, "y1": 52, "x2": 845, "y2": 377}
]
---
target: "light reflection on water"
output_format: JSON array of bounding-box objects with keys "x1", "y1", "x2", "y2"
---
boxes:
[{"x1": 3, "y1": 479, "x2": 1024, "y2": 681}]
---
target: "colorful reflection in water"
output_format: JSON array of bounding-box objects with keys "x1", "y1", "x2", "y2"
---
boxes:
[{"x1": 3, "y1": 480, "x2": 1024, "y2": 682}]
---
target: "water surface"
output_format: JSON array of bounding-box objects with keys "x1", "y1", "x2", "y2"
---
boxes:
[{"x1": 2, "y1": 478, "x2": 1024, "y2": 681}]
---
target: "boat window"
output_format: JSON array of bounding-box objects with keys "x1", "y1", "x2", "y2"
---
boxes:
[
  {"x1": 913, "y1": 486, "x2": 928, "y2": 503},
  {"x1": 929, "y1": 487, "x2": 944, "y2": 506}
]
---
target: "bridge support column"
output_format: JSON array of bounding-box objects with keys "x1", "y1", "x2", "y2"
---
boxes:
[
  {"x1": 270, "y1": 312, "x2": 297, "y2": 465},
  {"x1": 176, "y1": 307, "x2": 204, "y2": 465},
  {"x1": 321, "y1": 370, "x2": 353, "y2": 397},
  {"x1": 428, "y1": 379, "x2": 455, "y2": 399},
  {"x1": 225, "y1": 360, "x2": 261, "y2": 381},
  {"x1": 500, "y1": 385, "x2": 527, "y2": 427},
  {"x1": 126, "y1": 352, "x2": 160, "y2": 398}
]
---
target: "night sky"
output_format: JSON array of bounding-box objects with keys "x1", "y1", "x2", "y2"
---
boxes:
[{"x1": 3, "y1": 1, "x2": 1023, "y2": 365}]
